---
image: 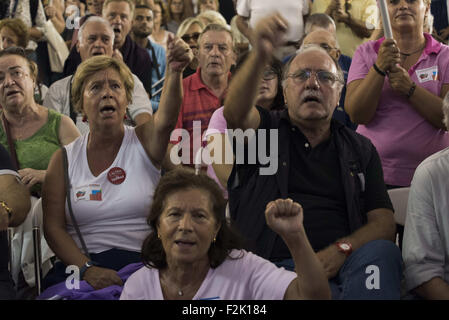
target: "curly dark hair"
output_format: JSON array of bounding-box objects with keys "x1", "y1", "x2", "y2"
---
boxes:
[{"x1": 141, "y1": 168, "x2": 245, "y2": 270}]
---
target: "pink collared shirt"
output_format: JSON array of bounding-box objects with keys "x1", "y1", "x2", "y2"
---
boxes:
[{"x1": 348, "y1": 33, "x2": 449, "y2": 186}]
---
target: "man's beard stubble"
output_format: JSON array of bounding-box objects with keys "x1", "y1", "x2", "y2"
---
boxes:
[{"x1": 132, "y1": 28, "x2": 152, "y2": 39}]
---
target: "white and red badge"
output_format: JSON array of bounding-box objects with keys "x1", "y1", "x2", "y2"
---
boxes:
[{"x1": 107, "y1": 167, "x2": 126, "y2": 185}]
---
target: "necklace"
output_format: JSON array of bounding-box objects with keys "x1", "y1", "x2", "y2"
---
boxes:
[{"x1": 178, "y1": 289, "x2": 183, "y2": 296}]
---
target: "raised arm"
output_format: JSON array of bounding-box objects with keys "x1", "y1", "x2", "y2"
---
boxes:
[
  {"x1": 265, "y1": 199, "x2": 331, "y2": 300},
  {"x1": 224, "y1": 13, "x2": 288, "y2": 131},
  {"x1": 136, "y1": 35, "x2": 193, "y2": 167}
]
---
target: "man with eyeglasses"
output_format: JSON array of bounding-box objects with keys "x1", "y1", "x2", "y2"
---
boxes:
[
  {"x1": 224, "y1": 13, "x2": 402, "y2": 300},
  {"x1": 302, "y1": 29, "x2": 357, "y2": 130},
  {"x1": 131, "y1": 4, "x2": 166, "y2": 112}
]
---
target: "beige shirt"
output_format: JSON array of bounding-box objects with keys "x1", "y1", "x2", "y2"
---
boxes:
[{"x1": 311, "y1": 0, "x2": 378, "y2": 57}]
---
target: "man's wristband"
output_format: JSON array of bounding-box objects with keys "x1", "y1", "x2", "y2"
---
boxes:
[
  {"x1": 0, "y1": 200, "x2": 12, "y2": 220},
  {"x1": 407, "y1": 82, "x2": 416, "y2": 99},
  {"x1": 373, "y1": 63, "x2": 386, "y2": 77}
]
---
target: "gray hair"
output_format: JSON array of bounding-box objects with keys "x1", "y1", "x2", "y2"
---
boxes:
[
  {"x1": 282, "y1": 45, "x2": 344, "y2": 90},
  {"x1": 443, "y1": 91, "x2": 449, "y2": 129},
  {"x1": 78, "y1": 16, "x2": 115, "y2": 46},
  {"x1": 304, "y1": 13, "x2": 336, "y2": 35}
]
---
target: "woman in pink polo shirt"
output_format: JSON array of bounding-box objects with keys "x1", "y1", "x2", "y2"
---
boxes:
[{"x1": 345, "y1": 0, "x2": 449, "y2": 187}]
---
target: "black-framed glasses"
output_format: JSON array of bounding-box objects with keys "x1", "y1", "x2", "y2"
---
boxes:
[
  {"x1": 262, "y1": 69, "x2": 277, "y2": 81},
  {"x1": 181, "y1": 32, "x2": 201, "y2": 42},
  {"x1": 287, "y1": 69, "x2": 342, "y2": 86}
]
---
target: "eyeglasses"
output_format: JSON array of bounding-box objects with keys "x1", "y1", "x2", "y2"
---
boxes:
[
  {"x1": 262, "y1": 69, "x2": 277, "y2": 81},
  {"x1": 287, "y1": 69, "x2": 342, "y2": 86},
  {"x1": 181, "y1": 32, "x2": 201, "y2": 42},
  {"x1": 0, "y1": 69, "x2": 29, "y2": 86}
]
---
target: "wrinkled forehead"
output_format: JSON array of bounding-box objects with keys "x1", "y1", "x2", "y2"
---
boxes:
[
  {"x1": 83, "y1": 21, "x2": 114, "y2": 38},
  {"x1": 0, "y1": 54, "x2": 29, "y2": 72},
  {"x1": 289, "y1": 49, "x2": 337, "y2": 73},
  {"x1": 303, "y1": 31, "x2": 337, "y2": 48},
  {"x1": 199, "y1": 30, "x2": 233, "y2": 47},
  {"x1": 85, "y1": 67, "x2": 123, "y2": 85}
]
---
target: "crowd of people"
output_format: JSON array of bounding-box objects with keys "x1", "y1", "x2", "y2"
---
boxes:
[{"x1": 1, "y1": 0, "x2": 449, "y2": 301}]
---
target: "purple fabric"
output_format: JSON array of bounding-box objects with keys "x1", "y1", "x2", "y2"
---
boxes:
[{"x1": 37, "y1": 262, "x2": 144, "y2": 300}]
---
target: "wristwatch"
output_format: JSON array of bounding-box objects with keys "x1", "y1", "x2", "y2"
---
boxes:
[
  {"x1": 79, "y1": 260, "x2": 98, "y2": 280},
  {"x1": 335, "y1": 241, "x2": 353, "y2": 257}
]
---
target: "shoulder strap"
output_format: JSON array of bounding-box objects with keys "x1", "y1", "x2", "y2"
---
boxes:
[
  {"x1": 68, "y1": 75, "x2": 78, "y2": 123},
  {"x1": 1, "y1": 112, "x2": 19, "y2": 170},
  {"x1": 61, "y1": 146, "x2": 91, "y2": 259}
]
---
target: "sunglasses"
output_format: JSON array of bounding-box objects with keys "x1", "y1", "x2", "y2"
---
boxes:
[{"x1": 181, "y1": 32, "x2": 201, "y2": 42}]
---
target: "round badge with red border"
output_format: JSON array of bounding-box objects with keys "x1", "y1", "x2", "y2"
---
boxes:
[{"x1": 107, "y1": 167, "x2": 126, "y2": 185}]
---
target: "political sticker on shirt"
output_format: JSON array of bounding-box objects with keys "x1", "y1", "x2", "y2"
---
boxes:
[
  {"x1": 415, "y1": 66, "x2": 438, "y2": 83},
  {"x1": 74, "y1": 184, "x2": 102, "y2": 201}
]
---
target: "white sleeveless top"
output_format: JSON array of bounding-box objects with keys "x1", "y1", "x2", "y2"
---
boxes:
[{"x1": 64, "y1": 126, "x2": 160, "y2": 254}]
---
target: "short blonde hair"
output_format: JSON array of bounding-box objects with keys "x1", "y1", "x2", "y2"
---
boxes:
[
  {"x1": 71, "y1": 56, "x2": 134, "y2": 114},
  {"x1": 176, "y1": 17, "x2": 205, "y2": 37},
  {"x1": 197, "y1": 10, "x2": 228, "y2": 28}
]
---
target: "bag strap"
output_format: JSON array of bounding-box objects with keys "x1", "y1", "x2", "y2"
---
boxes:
[
  {"x1": 68, "y1": 75, "x2": 77, "y2": 123},
  {"x1": 61, "y1": 146, "x2": 91, "y2": 259},
  {"x1": 1, "y1": 112, "x2": 19, "y2": 170}
]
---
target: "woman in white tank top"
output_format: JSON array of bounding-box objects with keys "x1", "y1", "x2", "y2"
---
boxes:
[{"x1": 42, "y1": 39, "x2": 193, "y2": 292}]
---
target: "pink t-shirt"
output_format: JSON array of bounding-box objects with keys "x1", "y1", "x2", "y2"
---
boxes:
[
  {"x1": 348, "y1": 33, "x2": 449, "y2": 186},
  {"x1": 204, "y1": 107, "x2": 228, "y2": 198},
  {"x1": 120, "y1": 250, "x2": 296, "y2": 300}
]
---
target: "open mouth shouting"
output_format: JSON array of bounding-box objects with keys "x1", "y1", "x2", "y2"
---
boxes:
[
  {"x1": 302, "y1": 93, "x2": 322, "y2": 104},
  {"x1": 100, "y1": 105, "x2": 117, "y2": 116}
]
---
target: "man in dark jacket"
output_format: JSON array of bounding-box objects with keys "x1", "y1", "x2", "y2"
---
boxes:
[{"x1": 223, "y1": 13, "x2": 402, "y2": 300}]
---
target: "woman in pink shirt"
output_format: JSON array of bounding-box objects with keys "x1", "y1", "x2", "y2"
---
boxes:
[
  {"x1": 120, "y1": 168, "x2": 330, "y2": 300},
  {"x1": 345, "y1": 0, "x2": 449, "y2": 187}
]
